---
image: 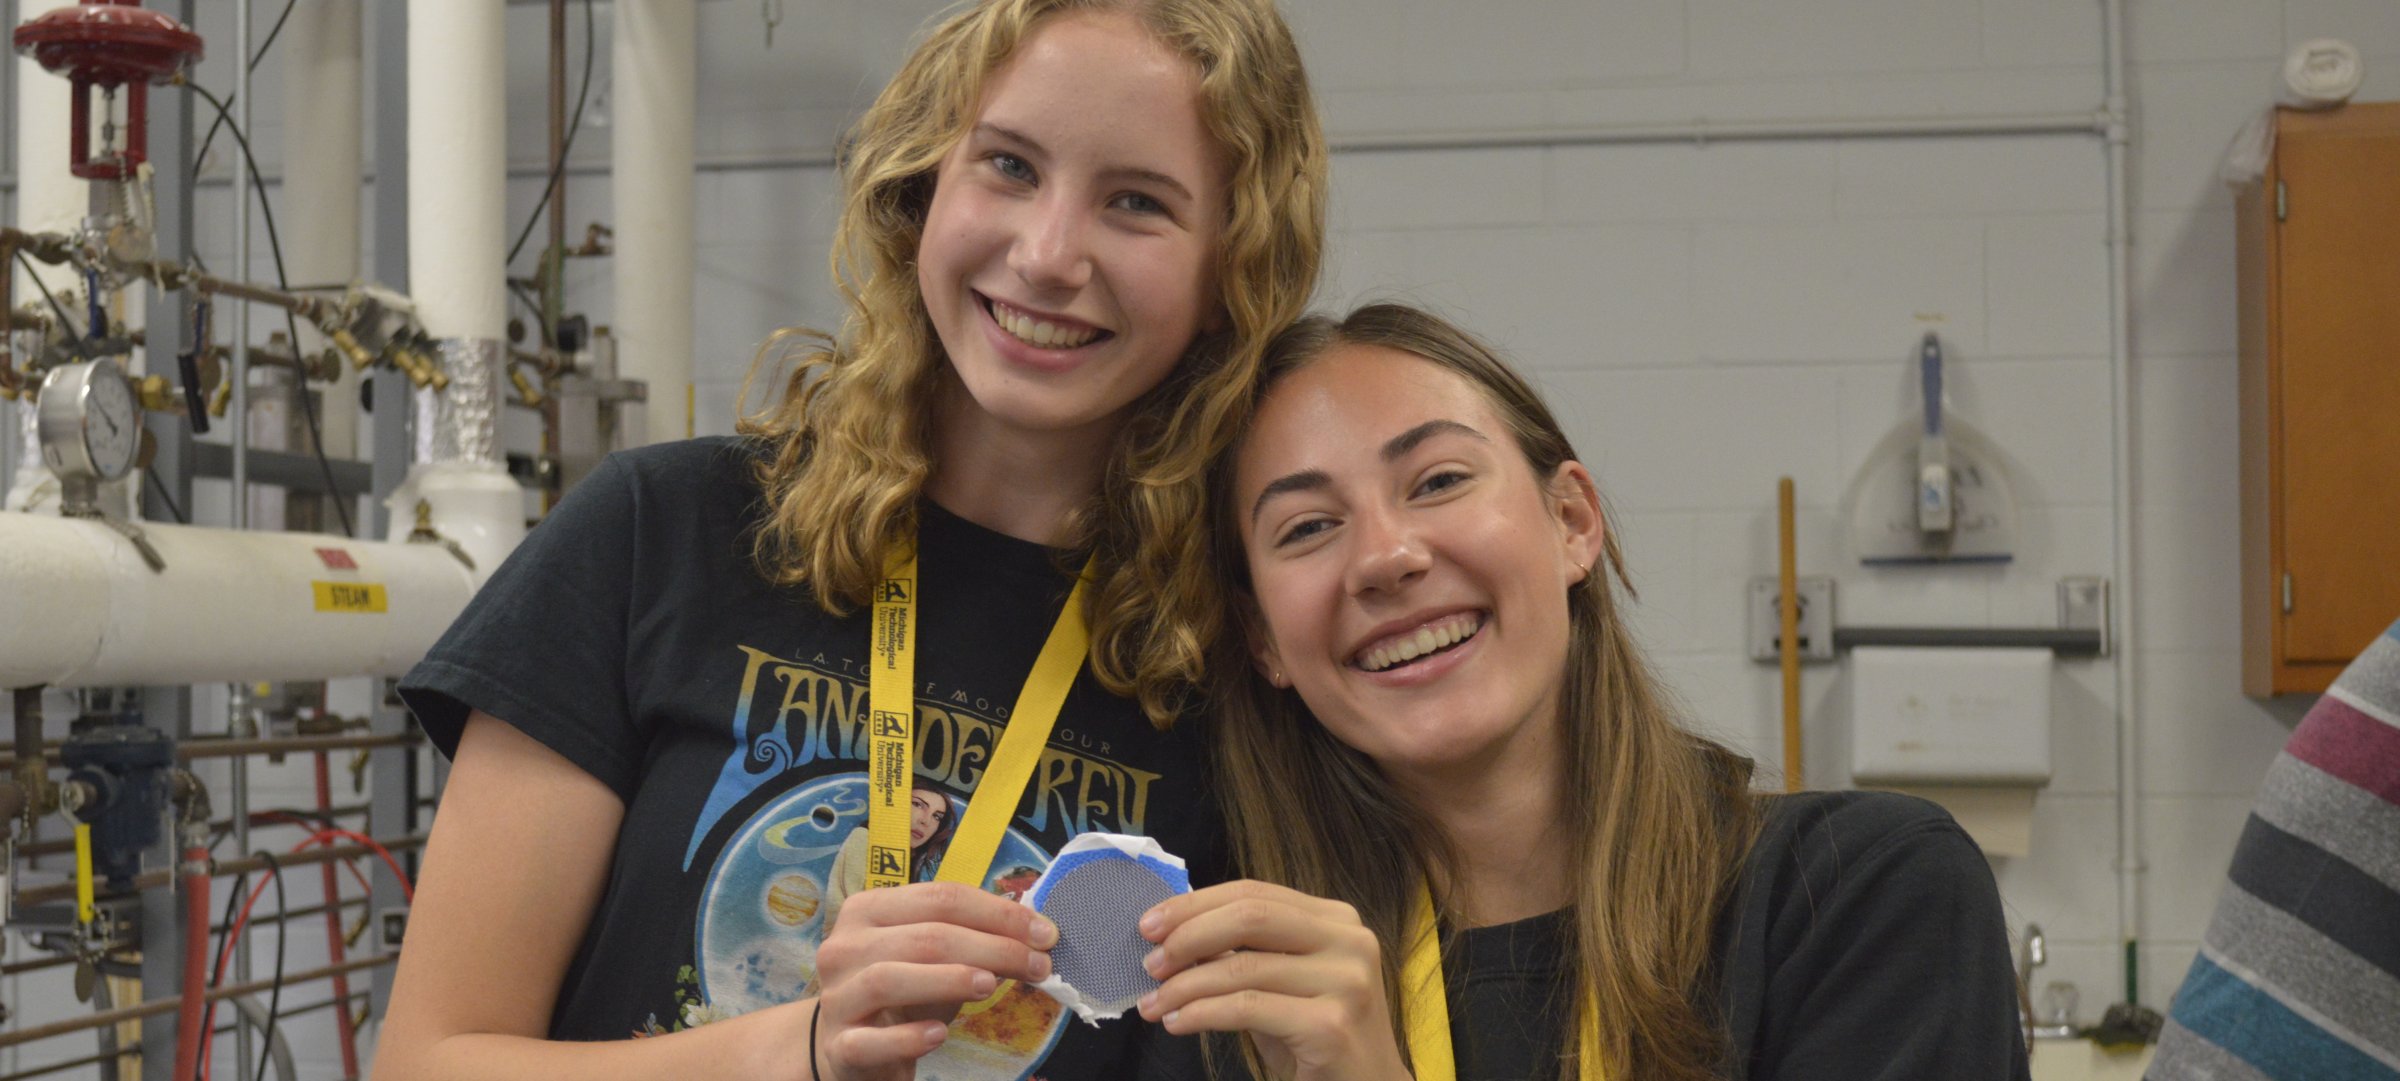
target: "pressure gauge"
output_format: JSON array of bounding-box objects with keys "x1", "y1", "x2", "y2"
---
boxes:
[{"x1": 37, "y1": 359, "x2": 144, "y2": 484}]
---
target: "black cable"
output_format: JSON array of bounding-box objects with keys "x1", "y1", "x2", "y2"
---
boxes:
[
  {"x1": 191, "y1": 0, "x2": 302, "y2": 177},
  {"x1": 507, "y1": 280, "x2": 550, "y2": 344},
  {"x1": 13, "y1": 249, "x2": 82, "y2": 336},
  {"x1": 505, "y1": 0, "x2": 597, "y2": 269},
  {"x1": 209, "y1": 806, "x2": 347, "y2": 849},
  {"x1": 146, "y1": 468, "x2": 190, "y2": 524},
  {"x1": 197, "y1": 867, "x2": 251, "y2": 1081},
  {"x1": 179, "y1": 78, "x2": 355, "y2": 538},
  {"x1": 251, "y1": 851, "x2": 288, "y2": 1081}
]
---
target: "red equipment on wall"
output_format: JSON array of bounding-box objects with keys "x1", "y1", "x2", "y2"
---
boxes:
[{"x1": 12, "y1": 0, "x2": 205, "y2": 180}]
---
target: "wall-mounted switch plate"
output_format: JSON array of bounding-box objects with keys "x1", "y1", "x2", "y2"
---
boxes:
[{"x1": 1749, "y1": 576, "x2": 1836, "y2": 662}]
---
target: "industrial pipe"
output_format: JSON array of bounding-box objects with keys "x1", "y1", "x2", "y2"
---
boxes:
[
  {"x1": 1, "y1": 732, "x2": 418, "y2": 772},
  {"x1": 395, "y1": 0, "x2": 523, "y2": 580},
  {"x1": 7, "y1": 1, "x2": 82, "y2": 513},
  {"x1": 314, "y1": 751, "x2": 362, "y2": 1077},
  {"x1": 172, "y1": 843, "x2": 210, "y2": 1081},
  {"x1": 0, "y1": 953, "x2": 395, "y2": 1050},
  {"x1": 0, "y1": 995, "x2": 366, "y2": 1081},
  {"x1": 282, "y1": 0, "x2": 365, "y2": 462},
  {"x1": 14, "y1": 835, "x2": 424, "y2": 908},
  {"x1": 614, "y1": 0, "x2": 699, "y2": 445},
  {"x1": 1777, "y1": 478, "x2": 1801, "y2": 792},
  {"x1": 0, "y1": 513, "x2": 473, "y2": 689},
  {"x1": 12, "y1": 687, "x2": 52, "y2": 830},
  {"x1": 2099, "y1": 0, "x2": 2146, "y2": 1007}
]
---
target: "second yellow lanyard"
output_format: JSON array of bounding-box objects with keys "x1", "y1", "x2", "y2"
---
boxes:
[
  {"x1": 866, "y1": 542, "x2": 1095, "y2": 891},
  {"x1": 1403, "y1": 882, "x2": 1605, "y2": 1081}
]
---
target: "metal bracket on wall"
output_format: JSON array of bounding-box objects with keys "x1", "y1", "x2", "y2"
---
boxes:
[
  {"x1": 1747, "y1": 576, "x2": 1837, "y2": 662},
  {"x1": 1747, "y1": 576, "x2": 2111, "y2": 663}
]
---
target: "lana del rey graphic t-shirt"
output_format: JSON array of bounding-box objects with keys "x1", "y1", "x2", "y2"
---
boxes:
[{"x1": 401, "y1": 436, "x2": 1222, "y2": 1080}]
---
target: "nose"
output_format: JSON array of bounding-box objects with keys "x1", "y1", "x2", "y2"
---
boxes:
[
  {"x1": 1007, "y1": 191, "x2": 1094, "y2": 293},
  {"x1": 1345, "y1": 504, "x2": 1430, "y2": 597}
]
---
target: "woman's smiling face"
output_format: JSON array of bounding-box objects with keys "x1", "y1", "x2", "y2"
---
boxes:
[
  {"x1": 909, "y1": 789, "x2": 947, "y2": 847},
  {"x1": 1232, "y1": 343, "x2": 1605, "y2": 784},
  {"x1": 915, "y1": 9, "x2": 1228, "y2": 442}
]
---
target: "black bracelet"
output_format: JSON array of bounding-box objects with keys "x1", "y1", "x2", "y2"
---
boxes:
[{"x1": 809, "y1": 1000, "x2": 825, "y2": 1081}]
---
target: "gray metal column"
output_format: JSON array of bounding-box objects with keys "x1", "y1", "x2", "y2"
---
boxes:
[
  {"x1": 365, "y1": 0, "x2": 419, "y2": 1030},
  {"x1": 139, "y1": 3, "x2": 200, "y2": 1071},
  {"x1": 2, "y1": 0, "x2": 17, "y2": 489}
]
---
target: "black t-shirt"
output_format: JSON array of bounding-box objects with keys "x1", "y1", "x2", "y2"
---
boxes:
[
  {"x1": 1709, "y1": 790, "x2": 2031, "y2": 1081},
  {"x1": 1152, "y1": 790, "x2": 2031, "y2": 1081},
  {"x1": 401, "y1": 436, "x2": 1222, "y2": 1080}
]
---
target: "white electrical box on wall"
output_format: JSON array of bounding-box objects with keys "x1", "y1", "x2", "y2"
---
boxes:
[{"x1": 1850, "y1": 647, "x2": 2053, "y2": 785}]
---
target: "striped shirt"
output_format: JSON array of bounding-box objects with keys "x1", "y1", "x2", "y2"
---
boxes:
[{"x1": 2146, "y1": 618, "x2": 2400, "y2": 1081}]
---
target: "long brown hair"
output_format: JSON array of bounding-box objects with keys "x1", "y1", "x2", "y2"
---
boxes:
[
  {"x1": 1207, "y1": 304, "x2": 1761, "y2": 1081},
  {"x1": 739, "y1": 0, "x2": 1327, "y2": 728}
]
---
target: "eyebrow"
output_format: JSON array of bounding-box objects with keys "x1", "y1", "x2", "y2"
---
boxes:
[
  {"x1": 1250, "y1": 469, "x2": 1330, "y2": 526},
  {"x1": 976, "y1": 122, "x2": 1197, "y2": 203},
  {"x1": 1382, "y1": 419, "x2": 1488, "y2": 462},
  {"x1": 1247, "y1": 420, "x2": 1492, "y2": 525}
]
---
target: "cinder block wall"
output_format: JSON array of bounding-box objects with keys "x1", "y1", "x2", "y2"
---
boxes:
[{"x1": 8, "y1": 1, "x2": 2395, "y2": 1076}]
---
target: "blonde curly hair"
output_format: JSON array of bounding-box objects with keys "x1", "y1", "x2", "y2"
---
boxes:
[{"x1": 739, "y1": 0, "x2": 1326, "y2": 728}]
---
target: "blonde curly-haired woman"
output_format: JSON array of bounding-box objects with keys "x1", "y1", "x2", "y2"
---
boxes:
[{"x1": 375, "y1": 4, "x2": 1326, "y2": 1079}]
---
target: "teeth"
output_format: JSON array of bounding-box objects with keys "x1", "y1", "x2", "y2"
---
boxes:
[
  {"x1": 991, "y1": 301, "x2": 1099, "y2": 349},
  {"x1": 1357, "y1": 613, "x2": 1484, "y2": 673}
]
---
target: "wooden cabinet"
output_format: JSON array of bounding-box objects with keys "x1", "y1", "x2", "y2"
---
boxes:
[{"x1": 2238, "y1": 103, "x2": 2400, "y2": 697}]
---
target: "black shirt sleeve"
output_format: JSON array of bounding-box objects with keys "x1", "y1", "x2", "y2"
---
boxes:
[
  {"x1": 1720, "y1": 791, "x2": 2032, "y2": 1081},
  {"x1": 398, "y1": 450, "x2": 644, "y2": 800}
]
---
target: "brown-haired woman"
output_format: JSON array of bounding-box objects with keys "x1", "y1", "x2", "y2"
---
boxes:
[
  {"x1": 1136, "y1": 304, "x2": 2031, "y2": 1081},
  {"x1": 374, "y1": 3, "x2": 1326, "y2": 1080}
]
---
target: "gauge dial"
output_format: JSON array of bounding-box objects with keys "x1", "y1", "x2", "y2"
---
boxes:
[{"x1": 37, "y1": 359, "x2": 144, "y2": 483}]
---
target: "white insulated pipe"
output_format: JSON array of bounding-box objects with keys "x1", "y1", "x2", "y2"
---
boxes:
[
  {"x1": 613, "y1": 0, "x2": 698, "y2": 444},
  {"x1": 406, "y1": 0, "x2": 507, "y2": 342},
  {"x1": 7, "y1": 1, "x2": 83, "y2": 513},
  {"x1": 282, "y1": 0, "x2": 364, "y2": 462},
  {"x1": 10, "y1": 1, "x2": 80, "y2": 289},
  {"x1": 398, "y1": 0, "x2": 522, "y2": 580},
  {"x1": 0, "y1": 514, "x2": 474, "y2": 689}
]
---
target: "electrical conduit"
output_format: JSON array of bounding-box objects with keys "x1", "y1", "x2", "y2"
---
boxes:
[{"x1": 2100, "y1": 0, "x2": 2147, "y2": 1006}]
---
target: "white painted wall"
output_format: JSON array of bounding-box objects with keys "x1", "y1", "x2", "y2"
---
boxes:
[
  {"x1": 647, "y1": 0, "x2": 2394, "y2": 1025},
  {"x1": 7, "y1": 1, "x2": 2396, "y2": 1077}
]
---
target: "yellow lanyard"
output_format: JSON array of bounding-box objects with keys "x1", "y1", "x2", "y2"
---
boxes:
[
  {"x1": 865, "y1": 542, "x2": 1096, "y2": 890},
  {"x1": 1403, "y1": 882, "x2": 1606, "y2": 1081}
]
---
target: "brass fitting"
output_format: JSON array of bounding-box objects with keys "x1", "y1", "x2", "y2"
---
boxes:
[
  {"x1": 509, "y1": 366, "x2": 545, "y2": 407},
  {"x1": 328, "y1": 327, "x2": 377, "y2": 372},
  {"x1": 390, "y1": 347, "x2": 446, "y2": 391},
  {"x1": 409, "y1": 499, "x2": 439, "y2": 542},
  {"x1": 419, "y1": 351, "x2": 452, "y2": 391},
  {"x1": 402, "y1": 355, "x2": 435, "y2": 390},
  {"x1": 136, "y1": 374, "x2": 176, "y2": 412}
]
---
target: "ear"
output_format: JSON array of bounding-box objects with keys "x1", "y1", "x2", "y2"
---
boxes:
[
  {"x1": 1237, "y1": 597, "x2": 1292, "y2": 688},
  {"x1": 1547, "y1": 460, "x2": 1606, "y2": 587}
]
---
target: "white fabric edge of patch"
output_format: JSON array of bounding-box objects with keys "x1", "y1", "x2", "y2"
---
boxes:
[{"x1": 1020, "y1": 831, "x2": 1189, "y2": 1026}]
